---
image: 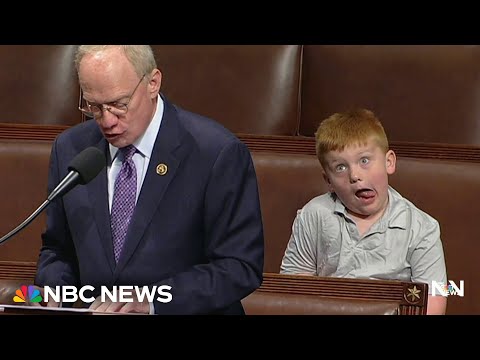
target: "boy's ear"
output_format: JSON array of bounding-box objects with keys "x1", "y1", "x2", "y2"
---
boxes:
[
  {"x1": 386, "y1": 150, "x2": 396, "y2": 175},
  {"x1": 323, "y1": 172, "x2": 334, "y2": 192}
]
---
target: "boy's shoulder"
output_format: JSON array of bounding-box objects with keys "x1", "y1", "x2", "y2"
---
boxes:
[
  {"x1": 388, "y1": 186, "x2": 439, "y2": 226},
  {"x1": 298, "y1": 192, "x2": 337, "y2": 217}
]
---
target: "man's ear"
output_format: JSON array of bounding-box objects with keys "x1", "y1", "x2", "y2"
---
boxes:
[
  {"x1": 386, "y1": 150, "x2": 396, "y2": 175},
  {"x1": 148, "y1": 69, "x2": 162, "y2": 99},
  {"x1": 323, "y1": 172, "x2": 334, "y2": 192}
]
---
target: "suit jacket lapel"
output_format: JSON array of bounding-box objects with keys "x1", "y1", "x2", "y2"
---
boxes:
[
  {"x1": 114, "y1": 100, "x2": 187, "y2": 278},
  {"x1": 87, "y1": 137, "x2": 116, "y2": 274}
]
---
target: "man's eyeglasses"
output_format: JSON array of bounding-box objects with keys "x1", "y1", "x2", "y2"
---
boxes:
[{"x1": 78, "y1": 74, "x2": 146, "y2": 118}]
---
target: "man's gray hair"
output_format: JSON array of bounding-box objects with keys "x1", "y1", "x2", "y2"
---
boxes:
[{"x1": 74, "y1": 45, "x2": 157, "y2": 78}]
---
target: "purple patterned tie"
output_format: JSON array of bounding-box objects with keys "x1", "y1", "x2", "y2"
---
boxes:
[{"x1": 111, "y1": 145, "x2": 137, "y2": 263}]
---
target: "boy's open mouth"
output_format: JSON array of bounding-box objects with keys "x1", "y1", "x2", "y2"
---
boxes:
[{"x1": 355, "y1": 189, "x2": 375, "y2": 199}]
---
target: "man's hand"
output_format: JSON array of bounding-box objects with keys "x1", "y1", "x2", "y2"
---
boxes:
[
  {"x1": 89, "y1": 296, "x2": 150, "y2": 314},
  {"x1": 22, "y1": 285, "x2": 60, "y2": 308}
]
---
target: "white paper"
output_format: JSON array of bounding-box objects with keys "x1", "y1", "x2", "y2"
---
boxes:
[{"x1": 0, "y1": 304, "x2": 99, "y2": 314}]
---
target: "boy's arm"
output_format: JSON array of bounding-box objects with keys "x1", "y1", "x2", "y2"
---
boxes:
[
  {"x1": 280, "y1": 210, "x2": 318, "y2": 275},
  {"x1": 409, "y1": 218, "x2": 448, "y2": 315},
  {"x1": 427, "y1": 295, "x2": 447, "y2": 315}
]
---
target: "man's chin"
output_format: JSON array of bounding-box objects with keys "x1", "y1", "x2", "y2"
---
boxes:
[{"x1": 106, "y1": 136, "x2": 127, "y2": 148}]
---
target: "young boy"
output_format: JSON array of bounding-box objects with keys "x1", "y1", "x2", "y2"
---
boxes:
[{"x1": 280, "y1": 109, "x2": 447, "y2": 315}]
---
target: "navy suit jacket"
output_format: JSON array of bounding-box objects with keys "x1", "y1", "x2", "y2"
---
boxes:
[{"x1": 35, "y1": 96, "x2": 264, "y2": 314}]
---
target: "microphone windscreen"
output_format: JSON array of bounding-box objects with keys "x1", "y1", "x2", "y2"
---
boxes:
[{"x1": 68, "y1": 147, "x2": 106, "y2": 185}]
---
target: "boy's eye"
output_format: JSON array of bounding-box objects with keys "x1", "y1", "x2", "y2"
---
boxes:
[
  {"x1": 360, "y1": 158, "x2": 369, "y2": 165},
  {"x1": 335, "y1": 164, "x2": 346, "y2": 172}
]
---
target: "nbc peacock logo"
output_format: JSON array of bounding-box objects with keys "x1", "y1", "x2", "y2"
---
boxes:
[{"x1": 13, "y1": 285, "x2": 43, "y2": 303}]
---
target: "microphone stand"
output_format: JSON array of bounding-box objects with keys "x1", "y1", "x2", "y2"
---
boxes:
[{"x1": 0, "y1": 199, "x2": 50, "y2": 246}]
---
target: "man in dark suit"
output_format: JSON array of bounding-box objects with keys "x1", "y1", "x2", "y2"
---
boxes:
[{"x1": 34, "y1": 45, "x2": 264, "y2": 314}]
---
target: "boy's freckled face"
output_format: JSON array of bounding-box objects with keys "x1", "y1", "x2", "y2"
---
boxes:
[{"x1": 323, "y1": 138, "x2": 396, "y2": 220}]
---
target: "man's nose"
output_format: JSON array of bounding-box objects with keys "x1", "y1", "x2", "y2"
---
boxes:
[{"x1": 97, "y1": 109, "x2": 118, "y2": 127}]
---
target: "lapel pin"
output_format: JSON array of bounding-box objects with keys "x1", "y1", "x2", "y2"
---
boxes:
[{"x1": 156, "y1": 163, "x2": 168, "y2": 176}]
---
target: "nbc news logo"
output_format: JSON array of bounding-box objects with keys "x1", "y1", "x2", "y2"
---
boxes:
[{"x1": 13, "y1": 285, "x2": 43, "y2": 303}]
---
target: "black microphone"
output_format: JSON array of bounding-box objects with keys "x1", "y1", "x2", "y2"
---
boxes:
[
  {"x1": 0, "y1": 146, "x2": 106, "y2": 246},
  {"x1": 47, "y1": 146, "x2": 106, "y2": 201}
]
